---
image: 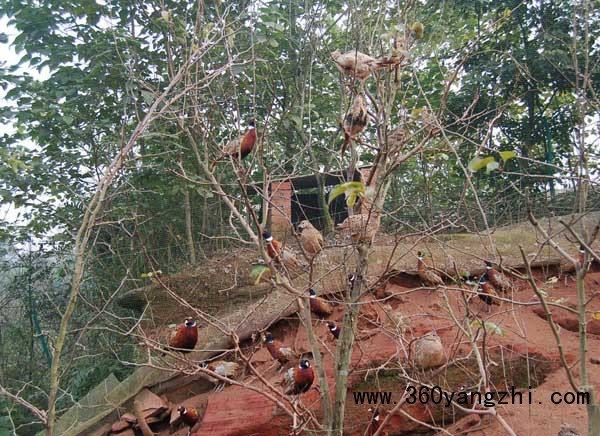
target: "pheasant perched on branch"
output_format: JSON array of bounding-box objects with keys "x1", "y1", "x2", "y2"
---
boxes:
[
  {"x1": 416, "y1": 251, "x2": 444, "y2": 288},
  {"x1": 211, "y1": 118, "x2": 257, "y2": 169},
  {"x1": 166, "y1": 317, "x2": 198, "y2": 353},
  {"x1": 297, "y1": 220, "x2": 324, "y2": 258},
  {"x1": 331, "y1": 50, "x2": 401, "y2": 82},
  {"x1": 341, "y1": 94, "x2": 369, "y2": 157},
  {"x1": 484, "y1": 261, "x2": 513, "y2": 292}
]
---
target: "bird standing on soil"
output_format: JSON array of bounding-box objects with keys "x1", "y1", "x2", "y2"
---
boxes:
[
  {"x1": 309, "y1": 288, "x2": 333, "y2": 318},
  {"x1": 330, "y1": 50, "x2": 400, "y2": 82},
  {"x1": 560, "y1": 245, "x2": 587, "y2": 275},
  {"x1": 262, "y1": 230, "x2": 301, "y2": 271},
  {"x1": 326, "y1": 321, "x2": 340, "y2": 340},
  {"x1": 297, "y1": 220, "x2": 324, "y2": 258},
  {"x1": 477, "y1": 274, "x2": 500, "y2": 312},
  {"x1": 167, "y1": 317, "x2": 198, "y2": 353},
  {"x1": 199, "y1": 360, "x2": 241, "y2": 392},
  {"x1": 341, "y1": 94, "x2": 368, "y2": 157},
  {"x1": 416, "y1": 251, "x2": 444, "y2": 288},
  {"x1": 211, "y1": 118, "x2": 257, "y2": 169},
  {"x1": 264, "y1": 332, "x2": 294, "y2": 366},
  {"x1": 337, "y1": 213, "x2": 380, "y2": 243},
  {"x1": 484, "y1": 261, "x2": 513, "y2": 292},
  {"x1": 177, "y1": 405, "x2": 201, "y2": 428},
  {"x1": 284, "y1": 358, "x2": 315, "y2": 395}
]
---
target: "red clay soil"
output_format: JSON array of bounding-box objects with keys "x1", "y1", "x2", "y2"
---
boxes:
[{"x1": 155, "y1": 265, "x2": 600, "y2": 436}]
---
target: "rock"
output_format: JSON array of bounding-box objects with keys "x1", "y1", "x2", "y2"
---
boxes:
[
  {"x1": 412, "y1": 333, "x2": 445, "y2": 369},
  {"x1": 558, "y1": 423, "x2": 581, "y2": 436},
  {"x1": 135, "y1": 388, "x2": 169, "y2": 419},
  {"x1": 434, "y1": 414, "x2": 481, "y2": 435},
  {"x1": 113, "y1": 429, "x2": 135, "y2": 436},
  {"x1": 111, "y1": 420, "x2": 131, "y2": 433}
]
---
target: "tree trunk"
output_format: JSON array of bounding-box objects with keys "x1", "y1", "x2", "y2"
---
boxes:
[{"x1": 183, "y1": 186, "x2": 196, "y2": 264}]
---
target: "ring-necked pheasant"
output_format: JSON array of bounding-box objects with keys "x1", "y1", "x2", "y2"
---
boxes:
[
  {"x1": 262, "y1": 230, "x2": 301, "y2": 271},
  {"x1": 477, "y1": 274, "x2": 500, "y2": 312},
  {"x1": 264, "y1": 332, "x2": 294, "y2": 367},
  {"x1": 484, "y1": 261, "x2": 512, "y2": 292},
  {"x1": 211, "y1": 118, "x2": 257, "y2": 169},
  {"x1": 177, "y1": 405, "x2": 201, "y2": 429},
  {"x1": 326, "y1": 321, "x2": 340, "y2": 339},
  {"x1": 367, "y1": 407, "x2": 387, "y2": 436},
  {"x1": 283, "y1": 358, "x2": 314, "y2": 395},
  {"x1": 167, "y1": 317, "x2": 198, "y2": 353},
  {"x1": 199, "y1": 360, "x2": 241, "y2": 392},
  {"x1": 309, "y1": 288, "x2": 333, "y2": 318},
  {"x1": 416, "y1": 251, "x2": 444, "y2": 288}
]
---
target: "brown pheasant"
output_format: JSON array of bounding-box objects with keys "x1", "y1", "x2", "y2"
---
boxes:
[
  {"x1": 297, "y1": 220, "x2": 324, "y2": 258},
  {"x1": 331, "y1": 50, "x2": 400, "y2": 82},
  {"x1": 416, "y1": 251, "x2": 444, "y2": 287},
  {"x1": 341, "y1": 94, "x2": 368, "y2": 157}
]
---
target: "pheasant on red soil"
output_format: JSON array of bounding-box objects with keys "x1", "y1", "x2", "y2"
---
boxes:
[
  {"x1": 211, "y1": 118, "x2": 257, "y2": 169},
  {"x1": 477, "y1": 274, "x2": 500, "y2": 312},
  {"x1": 265, "y1": 332, "x2": 294, "y2": 366},
  {"x1": 177, "y1": 405, "x2": 201, "y2": 428},
  {"x1": 284, "y1": 358, "x2": 315, "y2": 395},
  {"x1": 309, "y1": 288, "x2": 333, "y2": 318},
  {"x1": 326, "y1": 321, "x2": 340, "y2": 339},
  {"x1": 416, "y1": 251, "x2": 444, "y2": 288},
  {"x1": 484, "y1": 261, "x2": 513, "y2": 292},
  {"x1": 367, "y1": 407, "x2": 388, "y2": 436},
  {"x1": 167, "y1": 317, "x2": 198, "y2": 353}
]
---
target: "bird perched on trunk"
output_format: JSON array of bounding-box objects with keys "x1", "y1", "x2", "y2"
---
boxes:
[
  {"x1": 337, "y1": 213, "x2": 380, "y2": 243},
  {"x1": 262, "y1": 230, "x2": 301, "y2": 271},
  {"x1": 326, "y1": 321, "x2": 340, "y2": 339},
  {"x1": 297, "y1": 220, "x2": 324, "y2": 258},
  {"x1": 177, "y1": 405, "x2": 201, "y2": 428},
  {"x1": 477, "y1": 274, "x2": 500, "y2": 312},
  {"x1": 199, "y1": 360, "x2": 241, "y2": 392},
  {"x1": 264, "y1": 332, "x2": 294, "y2": 366},
  {"x1": 283, "y1": 359, "x2": 314, "y2": 395},
  {"x1": 367, "y1": 407, "x2": 387, "y2": 436},
  {"x1": 309, "y1": 288, "x2": 333, "y2": 318},
  {"x1": 211, "y1": 119, "x2": 257, "y2": 169},
  {"x1": 167, "y1": 317, "x2": 198, "y2": 353},
  {"x1": 484, "y1": 261, "x2": 513, "y2": 292},
  {"x1": 341, "y1": 94, "x2": 368, "y2": 157},
  {"x1": 331, "y1": 50, "x2": 400, "y2": 82},
  {"x1": 416, "y1": 251, "x2": 444, "y2": 288}
]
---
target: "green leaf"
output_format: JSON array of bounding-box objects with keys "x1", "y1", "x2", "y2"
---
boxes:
[
  {"x1": 468, "y1": 156, "x2": 496, "y2": 172},
  {"x1": 251, "y1": 265, "x2": 270, "y2": 284},
  {"x1": 328, "y1": 181, "x2": 366, "y2": 206},
  {"x1": 499, "y1": 151, "x2": 517, "y2": 162}
]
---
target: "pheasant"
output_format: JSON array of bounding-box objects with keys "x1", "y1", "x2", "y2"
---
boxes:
[
  {"x1": 262, "y1": 230, "x2": 301, "y2": 271},
  {"x1": 477, "y1": 274, "x2": 500, "y2": 312},
  {"x1": 341, "y1": 94, "x2": 368, "y2": 157},
  {"x1": 337, "y1": 213, "x2": 380, "y2": 243},
  {"x1": 199, "y1": 360, "x2": 241, "y2": 392},
  {"x1": 416, "y1": 251, "x2": 444, "y2": 287},
  {"x1": 264, "y1": 332, "x2": 295, "y2": 366},
  {"x1": 177, "y1": 405, "x2": 201, "y2": 428},
  {"x1": 309, "y1": 288, "x2": 333, "y2": 318},
  {"x1": 326, "y1": 321, "x2": 340, "y2": 339},
  {"x1": 167, "y1": 317, "x2": 198, "y2": 353},
  {"x1": 211, "y1": 119, "x2": 257, "y2": 169},
  {"x1": 283, "y1": 359, "x2": 314, "y2": 395},
  {"x1": 297, "y1": 220, "x2": 324, "y2": 258},
  {"x1": 331, "y1": 50, "x2": 400, "y2": 82},
  {"x1": 367, "y1": 407, "x2": 388, "y2": 436},
  {"x1": 484, "y1": 261, "x2": 512, "y2": 292},
  {"x1": 560, "y1": 245, "x2": 587, "y2": 275}
]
